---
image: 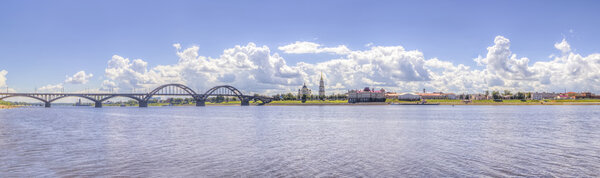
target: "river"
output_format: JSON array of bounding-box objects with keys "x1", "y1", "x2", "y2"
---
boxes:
[{"x1": 1, "y1": 105, "x2": 599, "y2": 177}]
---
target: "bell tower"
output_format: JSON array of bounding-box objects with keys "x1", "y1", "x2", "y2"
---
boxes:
[{"x1": 319, "y1": 72, "x2": 325, "y2": 100}]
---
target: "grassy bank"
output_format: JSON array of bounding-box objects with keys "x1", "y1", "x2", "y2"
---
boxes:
[{"x1": 270, "y1": 100, "x2": 347, "y2": 104}]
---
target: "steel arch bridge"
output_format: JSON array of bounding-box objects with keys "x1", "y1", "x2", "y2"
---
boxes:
[{"x1": 0, "y1": 84, "x2": 272, "y2": 108}]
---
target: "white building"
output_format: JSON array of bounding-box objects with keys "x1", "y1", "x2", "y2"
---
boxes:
[
  {"x1": 397, "y1": 92, "x2": 421, "y2": 101},
  {"x1": 532, "y1": 92, "x2": 558, "y2": 100},
  {"x1": 470, "y1": 94, "x2": 489, "y2": 100},
  {"x1": 418, "y1": 92, "x2": 457, "y2": 100}
]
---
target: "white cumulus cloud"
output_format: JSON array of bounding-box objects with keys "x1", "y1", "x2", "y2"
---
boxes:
[
  {"x1": 65, "y1": 71, "x2": 93, "y2": 84},
  {"x1": 278, "y1": 41, "x2": 351, "y2": 55},
  {"x1": 474, "y1": 36, "x2": 535, "y2": 81},
  {"x1": 38, "y1": 83, "x2": 63, "y2": 93},
  {"x1": 554, "y1": 38, "x2": 571, "y2": 53},
  {"x1": 0, "y1": 70, "x2": 7, "y2": 88}
]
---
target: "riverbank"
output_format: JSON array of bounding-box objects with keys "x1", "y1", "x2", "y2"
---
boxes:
[
  {"x1": 13, "y1": 100, "x2": 600, "y2": 108},
  {"x1": 266, "y1": 99, "x2": 600, "y2": 106},
  {"x1": 392, "y1": 99, "x2": 600, "y2": 105},
  {"x1": 267, "y1": 102, "x2": 388, "y2": 106},
  {"x1": 0, "y1": 105, "x2": 18, "y2": 109}
]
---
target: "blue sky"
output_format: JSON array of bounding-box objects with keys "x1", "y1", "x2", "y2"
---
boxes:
[{"x1": 1, "y1": 0, "x2": 600, "y2": 93}]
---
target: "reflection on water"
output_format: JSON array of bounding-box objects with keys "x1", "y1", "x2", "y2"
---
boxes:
[{"x1": 1, "y1": 105, "x2": 599, "y2": 177}]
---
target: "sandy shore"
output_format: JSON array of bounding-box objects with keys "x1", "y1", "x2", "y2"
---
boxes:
[{"x1": 0, "y1": 105, "x2": 18, "y2": 109}]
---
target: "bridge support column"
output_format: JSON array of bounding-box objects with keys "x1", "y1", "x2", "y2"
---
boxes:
[
  {"x1": 94, "y1": 101, "x2": 102, "y2": 108},
  {"x1": 196, "y1": 99, "x2": 205, "y2": 106},
  {"x1": 139, "y1": 101, "x2": 148, "y2": 107},
  {"x1": 44, "y1": 102, "x2": 51, "y2": 108},
  {"x1": 241, "y1": 99, "x2": 250, "y2": 106}
]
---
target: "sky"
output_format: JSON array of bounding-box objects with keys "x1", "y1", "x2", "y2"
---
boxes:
[{"x1": 1, "y1": 0, "x2": 600, "y2": 97}]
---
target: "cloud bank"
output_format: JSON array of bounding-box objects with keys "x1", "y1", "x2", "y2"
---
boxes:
[{"x1": 94, "y1": 36, "x2": 600, "y2": 94}]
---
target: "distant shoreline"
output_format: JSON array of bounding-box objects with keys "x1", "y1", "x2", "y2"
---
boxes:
[{"x1": 4, "y1": 102, "x2": 600, "y2": 108}]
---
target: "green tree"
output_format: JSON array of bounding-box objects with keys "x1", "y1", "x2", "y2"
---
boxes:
[
  {"x1": 216, "y1": 96, "x2": 225, "y2": 103},
  {"x1": 492, "y1": 91, "x2": 501, "y2": 100},
  {"x1": 516, "y1": 92, "x2": 525, "y2": 100},
  {"x1": 503, "y1": 90, "x2": 512, "y2": 97}
]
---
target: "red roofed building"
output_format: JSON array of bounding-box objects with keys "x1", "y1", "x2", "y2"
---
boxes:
[{"x1": 348, "y1": 87, "x2": 386, "y2": 103}]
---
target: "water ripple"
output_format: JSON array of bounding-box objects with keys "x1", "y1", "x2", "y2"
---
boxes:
[{"x1": 1, "y1": 105, "x2": 599, "y2": 177}]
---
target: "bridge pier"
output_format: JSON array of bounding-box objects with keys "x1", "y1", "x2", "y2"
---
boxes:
[
  {"x1": 241, "y1": 99, "x2": 250, "y2": 106},
  {"x1": 94, "y1": 101, "x2": 102, "y2": 108},
  {"x1": 196, "y1": 99, "x2": 205, "y2": 106},
  {"x1": 139, "y1": 101, "x2": 148, "y2": 107},
  {"x1": 44, "y1": 102, "x2": 51, "y2": 108}
]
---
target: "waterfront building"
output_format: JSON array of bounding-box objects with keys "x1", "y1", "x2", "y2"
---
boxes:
[
  {"x1": 384, "y1": 92, "x2": 400, "y2": 99},
  {"x1": 575, "y1": 92, "x2": 600, "y2": 99},
  {"x1": 297, "y1": 83, "x2": 312, "y2": 100},
  {"x1": 470, "y1": 94, "x2": 489, "y2": 100},
  {"x1": 319, "y1": 73, "x2": 325, "y2": 100},
  {"x1": 554, "y1": 92, "x2": 600, "y2": 99},
  {"x1": 531, "y1": 92, "x2": 558, "y2": 100},
  {"x1": 348, "y1": 87, "x2": 386, "y2": 103},
  {"x1": 556, "y1": 92, "x2": 578, "y2": 99},
  {"x1": 418, "y1": 92, "x2": 456, "y2": 100},
  {"x1": 397, "y1": 92, "x2": 421, "y2": 101}
]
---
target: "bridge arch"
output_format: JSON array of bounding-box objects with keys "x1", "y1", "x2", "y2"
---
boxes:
[
  {"x1": 99, "y1": 95, "x2": 144, "y2": 103},
  {"x1": 201, "y1": 85, "x2": 245, "y2": 101},
  {"x1": 144, "y1": 84, "x2": 199, "y2": 101},
  {"x1": 48, "y1": 95, "x2": 99, "y2": 103},
  {"x1": 0, "y1": 95, "x2": 49, "y2": 105},
  {"x1": 0, "y1": 95, "x2": 50, "y2": 107},
  {"x1": 252, "y1": 97, "x2": 272, "y2": 104}
]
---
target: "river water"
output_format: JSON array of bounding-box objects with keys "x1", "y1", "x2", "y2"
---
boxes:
[{"x1": 1, "y1": 105, "x2": 599, "y2": 177}]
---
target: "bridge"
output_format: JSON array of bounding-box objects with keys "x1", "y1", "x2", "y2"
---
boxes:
[{"x1": 0, "y1": 84, "x2": 272, "y2": 108}]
